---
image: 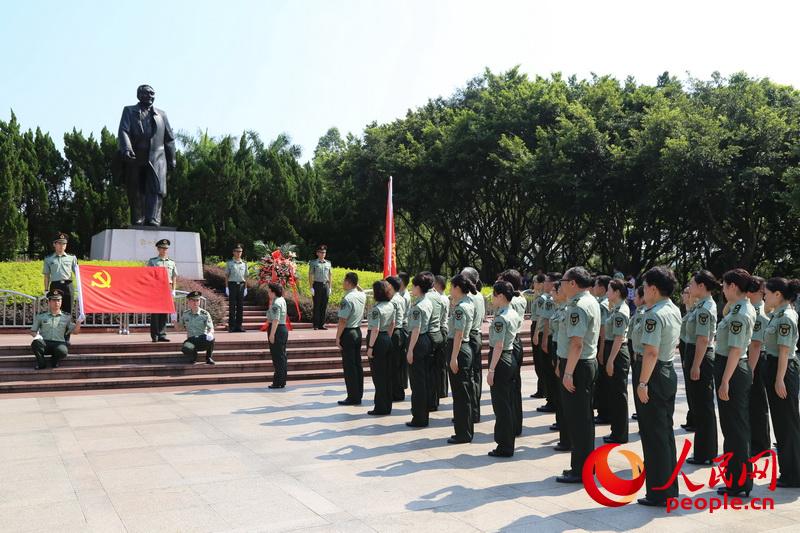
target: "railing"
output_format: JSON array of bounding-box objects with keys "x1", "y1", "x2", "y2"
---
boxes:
[{"x1": 0, "y1": 289, "x2": 205, "y2": 332}]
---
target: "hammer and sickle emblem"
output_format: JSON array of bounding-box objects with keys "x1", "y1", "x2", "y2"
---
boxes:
[{"x1": 90, "y1": 270, "x2": 111, "y2": 288}]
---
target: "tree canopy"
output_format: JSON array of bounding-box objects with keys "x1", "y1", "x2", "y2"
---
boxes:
[{"x1": 1, "y1": 69, "x2": 798, "y2": 280}]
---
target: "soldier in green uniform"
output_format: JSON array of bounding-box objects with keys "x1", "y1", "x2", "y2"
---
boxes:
[
  {"x1": 393, "y1": 272, "x2": 412, "y2": 400},
  {"x1": 178, "y1": 291, "x2": 215, "y2": 365},
  {"x1": 602, "y1": 278, "x2": 631, "y2": 443},
  {"x1": 266, "y1": 282, "x2": 289, "y2": 389},
  {"x1": 763, "y1": 277, "x2": 800, "y2": 487},
  {"x1": 224, "y1": 243, "x2": 248, "y2": 332},
  {"x1": 530, "y1": 273, "x2": 549, "y2": 399},
  {"x1": 147, "y1": 239, "x2": 177, "y2": 342},
  {"x1": 30, "y1": 290, "x2": 82, "y2": 369},
  {"x1": 550, "y1": 281, "x2": 570, "y2": 446},
  {"x1": 423, "y1": 271, "x2": 447, "y2": 412},
  {"x1": 42, "y1": 233, "x2": 78, "y2": 315},
  {"x1": 536, "y1": 273, "x2": 560, "y2": 413},
  {"x1": 746, "y1": 276, "x2": 771, "y2": 457},
  {"x1": 461, "y1": 267, "x2": 485, "y2": 423},
  {"x1": 386, "y1": 276, "x2": 408, "y2": 401},
  {"x1": 308, "y1": 245, "x2": 332, "y2": 330},
  {"x1": 499, "y1": 269, "x2": 528, "y2": 436},
  {"x1": 366, "y1": 280, "x2": 397, "y2": 414},
  {"x1": 486, "y1": 281, "x2": 522, "y2": 457},
  {"x1": 635, "y1": 267, "x2": 682, "y2": 506},
  {"x1": 446, "y1": 274, "x2": 477, "y2": 444},
  {"x1": 629, "y1": 286, "x2": 646, "y2": 422},
  {"x1": 556, "y1": 267, "x2": 600, "y2": 483},
  {"x1": 406, "y1": 272, "x2": 435, "y2": 427},
  {"x1": 679, "y1": 286, "x2": 697, "y2": 432},
  {"x1": 715, "y1": 269, "x2": 758, "y2": 497},
  {"x1": 592, "y1": 275, "x2": 612, "y2": 425},
  {"x1": 434, "y1": 275, "x2": 450, "y2": 400},
  {"x1": 336, "y1": 272, "x2": 366, "y2": 405},
  {"x1": 684, "y1": 270, "x2": 720, "y2": 464}
]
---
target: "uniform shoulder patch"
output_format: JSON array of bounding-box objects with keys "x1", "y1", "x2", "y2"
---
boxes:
[
  {"x1": 371, "y1": 309, "x2": 380, "y2": 320},
  {"x1": 570, "y1": 312, "x2": 579, "y2": 326},
  {"x1": 615, "y1": 316, "x2": 623, "y2": 328},
  {"x1": 730, "y1": 320, "x2": 743, "y2": 335},
  {"x1": 732, "y1": 304, "x2": 741, "y2": 314},
  {"x1": 698, "y1": 313, "x2": 708, "y2": 325},
  {"x1": 753, "y1": 320, "x2": 762, "y2": 332},
  {"x1": 494, "y1": 320, "x2": 504, "y2": 333},
  {"x1": 545, "y1": 301, "x2": 553, "y2": 310},
  {"x1": 779, "y1": 323, "x2": 791, "y2": 337},
  {"x1": 454, "y1": 309, "x2": 464, "y2": 320},
  {"x1": 645, "y1": 318, "x2": 657, "y2": 333},
  {"x1": 412, "y1": 309, "x2": 420, "y2": 320}
]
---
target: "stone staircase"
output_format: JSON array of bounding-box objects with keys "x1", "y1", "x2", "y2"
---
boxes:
[{"x1": 0, "y1": 323, "x2": 533, "y2": 393}]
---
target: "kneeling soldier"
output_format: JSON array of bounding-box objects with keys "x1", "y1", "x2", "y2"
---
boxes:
[
  {"x1": 31, "y1": 290, "x2": 82, "y2": 369},
  {"x1": 179, "y1": 291, "x2": 216, "y2": 364}
]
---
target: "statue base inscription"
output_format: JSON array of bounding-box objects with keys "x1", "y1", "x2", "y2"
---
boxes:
[{"x1": 90, "y1": 229, "x2": 203, "y2": 280}]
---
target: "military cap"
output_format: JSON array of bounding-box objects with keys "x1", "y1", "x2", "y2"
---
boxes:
[
  {"x1": 233, "y1": 243, "x2": 244, "y2": 251},
  {"x1": 186, "y1": 290, "x2": 202, "y2": 300},
  {"x1": 156, "y1": 238, "x2": 171, "y2": 248},
  {"x1": 316, "y1": 244, "x2": 328, "y2": 252},
  {"x1": 53, "y1": 232, "x2": 68, "y2": 244},
  {"x1": 46, "y1": 289, "x2": 64, "y2": 300}
]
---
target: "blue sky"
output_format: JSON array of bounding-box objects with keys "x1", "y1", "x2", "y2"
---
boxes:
[{"x1": 2, "y1": 0, "x2": 798, "y2": 160}]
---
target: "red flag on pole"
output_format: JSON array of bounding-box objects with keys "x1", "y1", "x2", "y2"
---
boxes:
[
  {"x1": 78, "y1": 265, "x2": 176, "y2": 314},
  {"x1": 383, "y1": 176, "x2": 397, "y2": 278}
]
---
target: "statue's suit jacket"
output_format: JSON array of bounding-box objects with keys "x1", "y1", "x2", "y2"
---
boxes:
[{"x1": 118, "y1": 105, "x2": 176, "y2": 197}]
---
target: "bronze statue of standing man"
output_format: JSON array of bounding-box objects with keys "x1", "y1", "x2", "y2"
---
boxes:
[{"x1": 118, "y1": 85, "x2": 176, "y2": 227}]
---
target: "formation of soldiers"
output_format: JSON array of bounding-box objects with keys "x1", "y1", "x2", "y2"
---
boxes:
[{"x1": 27, "y1": 233, "x2": 800, "y2": 506}]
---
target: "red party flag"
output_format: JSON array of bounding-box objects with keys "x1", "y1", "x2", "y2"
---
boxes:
[
  {"x1": 78, "y1": 265, "x2": 176, "y2": 314},
  {"x1": 383, "y1": 176, "x2": 397, "y2": 278}
]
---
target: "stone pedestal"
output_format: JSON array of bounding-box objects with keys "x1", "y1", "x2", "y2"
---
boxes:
[{"x1": 90, "y1": 228, "x2": 203, "y2": 279}]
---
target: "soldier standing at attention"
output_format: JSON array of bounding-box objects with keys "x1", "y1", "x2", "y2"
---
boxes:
[
  {"x1": 635, "y1": 266, "x2": 682, "y2": 507},
  {"x1": 592, "y1": 275, "x2": 612, "y2": 425},
  {"x1": 406, "y1": 272, "x2": 436, "y2": 428},
  {"x1": 499, "y1": 269, "x2": 528, "y2": 436},
  {"x1": 763, "y1": 277, "x2": 800, "y2": 487},
  {"x1": 746, "y1": 276, "x2": 772, "y2": 458},
  {"x1": 423, "y1": 271, "x2": 447, "y2": 411},
  {"x1": 31, "y1": 290, "x2": 82, "y2": 369},
  {"x1": 556, "y1": 267, "x2": 600, "y2": 484},
  {"x1": 684, "y1": 271, "x2": 720, "y2": 465},
  {"x1": 147, "y1": 239, "x2": 177, "y2": 342},
  {"x1": 386, "y1": 276, "x2": 409, "y2": 401},
  {"x1": 178, "y1": 291, "x2": 215, "y2": 365},
  {"x1": 224, "y1": 243, "x2": 248, "y2": 332},
  {"x1": 602, "y1": 278, "x2": 631, "y2": 444},
  {"x1": 629, "y1": 286, "x2": 646, "y2": 421},
  {"x1": 42, "y1": 233, "x2": 78, "y2": 316},
  {"x1": 394, "y1": 272, "x2": 412, "y2": 400},
  {"x1": 266, "y1": 283, "x2": 289, "y2": 389},
  {"x1": 365, "y1": 280, "x2": 397, "y2": 415},
  {"x1": 535, "y1": 273, "x2": 560, "y2": 413},
  {"x1": 530, "y1": 273, "x2": 548, "y2": 399},
  {"x1": 714, "y1": 269, "x2": 757, "y2": 498},
  {"x1": 487, "y1": 281, "x2": 522, "y2": 457},
  {"x1": 434, "y1": 275, "x2": 451, "y2": 400},
  {"x1": 551, "y1": 282, "x2": 570, "y2": 449},
  {"x1": 309, "y1": 245, "x2": 332, "y2": 330},
  {"x1": 679, "y1": 285, "x2": 697, "y2": 432},
  {"x1": 446, "y1": 274, "x2": 477, "y2": 444},
  {"x1": 461, "y1": 267, "x2": 485, "y2": 423},
  {"x1": 336, "y1": 272, "x2": 366, "y2": 405}
]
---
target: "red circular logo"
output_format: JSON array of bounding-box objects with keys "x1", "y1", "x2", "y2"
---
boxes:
[{"x1": 582, "y1": 443, "x2": 646, "y2": 507}]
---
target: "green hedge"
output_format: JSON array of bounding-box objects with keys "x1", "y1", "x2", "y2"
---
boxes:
[{"x1": 217, "y1": 261, "x2": 385, "y2": 306}]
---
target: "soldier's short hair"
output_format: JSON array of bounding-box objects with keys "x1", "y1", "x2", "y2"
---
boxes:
[
  {"x1": 564, "y1": 267, "x2": 593, "y2": 288},
  {"x1": 643, "y1": 266, "x2": 678, "y2": 296}
]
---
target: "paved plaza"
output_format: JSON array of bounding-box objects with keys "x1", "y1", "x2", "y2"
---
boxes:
[{"x1": 1, "y1": 371, "x2": 799, "y2": 532}]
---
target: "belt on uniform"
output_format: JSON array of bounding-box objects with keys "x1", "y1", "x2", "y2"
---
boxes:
[
  {"x1": 715, "y1": 353, "x2": 747, "y2": 361},
  {"x1": 229, "y1": 281, "x2": 245, "y2": 284},
  {"x1": 51, "y1": 280, "x2": 72, "y2": 284},
  {"x1": 344, "y1": 327, "x2": 359, "y2": 331}
]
